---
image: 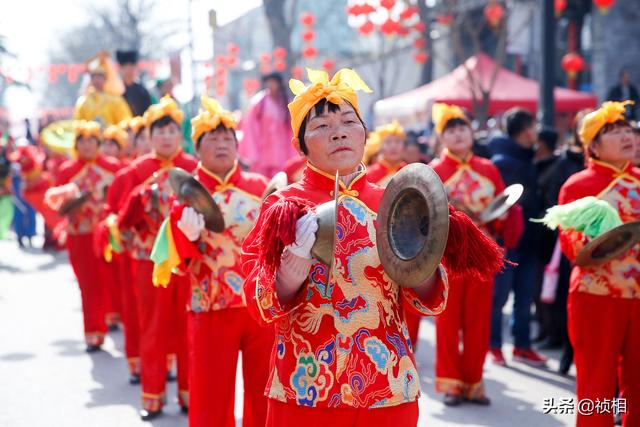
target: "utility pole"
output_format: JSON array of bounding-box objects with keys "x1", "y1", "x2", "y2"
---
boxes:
[{"x1": 539, "y1": 0, "x2": 555, "y2": 127}]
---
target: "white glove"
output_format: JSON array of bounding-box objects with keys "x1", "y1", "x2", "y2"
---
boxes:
[
  {"x1": 177, "y1": 207, "x2": 205, "y2": 242},
  {"x1": 285, "y1": 212, "x2": 318, "y2": 259}
]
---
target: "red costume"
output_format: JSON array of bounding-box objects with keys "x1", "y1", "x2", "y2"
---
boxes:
[
  {"x1": 118, "y1": 151, "x2": 197, "y2": 411},
  {"x1": 242, "y1": 164, "x2": 449, "y2": 424},
  {"x1": 558, "y1": 160, "x2": 640, "y2": 427},
  {"x1": 366, "y1": 159, "x2": 405, "y2": 188},
  {"x1": 56, "y1": 155, "x2": 121, "y2": 346},
  {"x1": 429, "y1": 150, "x2": 513, "y2": 399},
  {"x1": 103, "y1": 166, "x2": 141, "y2": 376},
  {"x1": 168, "y1": 162, "x2": 273, "y2": 427},
  {"x1": 9, "y1": 145, "x2": 62, "y2": 235}
]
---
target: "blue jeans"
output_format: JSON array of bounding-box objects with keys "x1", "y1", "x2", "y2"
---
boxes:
[{"x1": 490, "y1": 250, "x2": 539, "y2": 349}]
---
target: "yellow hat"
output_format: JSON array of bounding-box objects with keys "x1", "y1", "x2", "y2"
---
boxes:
[
  {"x1": 84, "y1": 51, "x2": 125, "y2": 96},
  {"x1": 288, "y1": 68, "x2": 372, "y2": 139},
  {"x1": 363, "y1": 120, "x2": 405, "y2": 164},
  {"x1": 144, "y1": 95, "x2": 184, "y2": 128},
  {"x1": 127, "y1": 116, "x2": 146, "y2": 135},
  {"x1": 191, "y1": 95, "x2": 237, "y2": 143},
  {"x1": 432, "y1": 103, "x2": 469, "y2": 135},
  {"x1": 103, "y1": 124, "x2": 128, "y2": 148},
  {"x1": 579, "y1": 101, "x2": 633, "y2": 146},
  {"x1": 74, "y1": 120, "x2": 102, "y2": 141}
]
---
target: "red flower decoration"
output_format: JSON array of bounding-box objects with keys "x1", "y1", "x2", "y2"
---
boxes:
[
  {"x1": 380, "y1": 0, "x2": 396, "y2": 10},
  {"x1": 302, "y1": 46, "x2": 318, "y2": 58},
  {"x1": 300, "y1": 12, "x2": 315, "y2": 27},
  {"x1": 302, "y1": 30, "x2": 315, "y2": 42},
  {"x1": 273, "y1": 47, "x2": 287, "y2": 59},
  {"x1": 359, "y1": 21, "x2": 375, "y2": 36}
]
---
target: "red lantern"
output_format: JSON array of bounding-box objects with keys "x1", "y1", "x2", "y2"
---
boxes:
[
  {"x1": 273, "y1": 47, "x2": 287, "y2": 59},
  {"x1": 437, "y1": 14, "x2": 454, "y2": 25},
  {"x1": 397, "y1": 26, "x2": 410, "y2": 37},
  {"x1": 57, "y1": 64, "x2": 67, "y2": 74},
  {"x1": 260, "y1": 63, "x2": 271, "y2": 74},
  {"x1": 302, "y1": 30, "x2": 315, "y2": 42},
  {"x1": 554, "y1": 0, "x2": 567, "y2": 16},
  {"x1": 400, "y1": 6, "x2": 418, "y2": 20},
  {"x1": 48, "y1": 65, "x2": 57, "y2": 83},
  {"x1": 413, "y1": 22, "x2": 426, "y2": 33},
  {"x1": 484, "y1": 1, "x2": 505, "y2": 28},
  {"x1": 322, "y1": 59, "x2": 335, "y2": 72},
  {"x1": 274, "y1": 59, "x2": 287, "y2": 72},
  {"x1": 215, "y1": 67, "x2": 227, "y2": 77},
  {"x1": 227, "y1": 43, "x2": 240, "y2": 55},
  {"x1": 215, "y1": 55, "x2": 227, "y2": 66},
  {"x1": 244, "y1": 78, "x2": 260, "y2": 96},
  {"x1": 380, "y1": 0, "x2": 396, "y2": 10},
  {"x1": 302, "y1": 46, "x2": 317, "y2": 59},
  {"x1": 414, "y1": 51, "x2": 429, "y2": 64},
  {"x1": 359, "y1": 21, "x2": 375, "y2": 36},
  {"x1": 291, "y1": 66, "x2": 303, "y2": 80},
  {"x1": 67, "y1": 64, "x2": 79, "y2": 83},
  {"x1": 260, "y1": 53, "x2": 271, "y2": 63},
  {"x1": 380, "y1": 18, "x2": 400, "y2": 36},
  {"x1": 561, "y1": 52, "x2": 585, "y2": 78},
  {"x1": 300, "y1": 12, "x2": 315, "y2": 27},
  {"x1": 227, "y1": 56, "x2": 238, "y2": 67},
  {"x1": 361, "y1": 4, "x2": 376, "y2": 14},
  {"x1": 593, "y1": 0, "x2": 615, "y2": 14},
  {"x1": 413, "y1": 37, "x2": 426, "y2": 50}
]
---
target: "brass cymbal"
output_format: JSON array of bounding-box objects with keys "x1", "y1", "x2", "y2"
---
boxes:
[
  {"x1": 310, "y1": 171, "x2": 339, "y2": 270},
  {"x1": 168, "y1": 167, "x2": 225, "y2": 232},
  {"x1": 58, "y1": 191, "x2": 90, "y2": 216},
  {"x1": 478, "y1": 183, "x2": 524, "y2": 224},
  {"x1": 575, "y1": 221, "x2": 640, "y2": 268},
  {"x1": 261, "y1": 171, "x2": 288, "y2": 201},
  {"x1": 376, "y1": 163, "x2": 449, "y2": 288}
]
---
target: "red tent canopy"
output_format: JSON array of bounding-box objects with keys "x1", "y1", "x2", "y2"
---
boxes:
[{"x1": 374, "y1": 52, "x2": 597, "y2": 126}]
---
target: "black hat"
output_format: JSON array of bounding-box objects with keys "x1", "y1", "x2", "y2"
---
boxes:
[
  {"x1": 538, "y1": 128, "x2": 559, "y2": 151},
  {"x1": 116, "y1": 50, "x2": 139, "y2": 65}
]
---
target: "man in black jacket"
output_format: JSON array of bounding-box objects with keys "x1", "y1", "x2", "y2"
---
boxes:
[
  {"x1": 488, "y1": 108, "x2": 547, "y2": 367},
  {"x1": 116, "y1": 50, "x2": 152, "y2": 117},
  {"x1": 606, "y1": 69, "x2": 639, "y2": 120}
]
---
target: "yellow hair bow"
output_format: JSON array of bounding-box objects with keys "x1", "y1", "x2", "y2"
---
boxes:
[
  {"x1": 74, "y1": 120, "x2": 102, "y2": 141},
  {"x1": 363, "y1": 120, "x2": 405, "y2": 164},
  {"x1": 145, "y1": 95, "x2": 184, "y2": 128},
  {"x1": 103, "y1": 124, "x2": 128, "y2": 148},
  {"x1": 579, "y1": 100, "x2": 633, "y2": 145},
  {"x1": 432, "y1": 103, "x2": 468, "y2": 135},
  {"x1": 127, "y1": 116, "x2": 147, "y2": 135},
  {"x1": 191, "y1": 94, "x2": 237, "y2": 143},
  {"x1": 288, "y1": 68, "x2": 373, "y2": 139}
]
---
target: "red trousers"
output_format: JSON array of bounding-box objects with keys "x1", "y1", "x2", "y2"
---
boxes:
[
  {"x1": 98, "y1": 256, "x2": 122, "y2": 327},
  {"x1": 189, "y1": 308, "x2": 274, "y2": 427},
  {"x1": 569, "y1": 292, "x2": 640, "y2": 427},
  {"x1": 435, "y1": 278, "x2": 493, "y2": 398},
  {"x1": 133, "y1": 259, "x2": 190, "y2": 411},
  {"x1": 266, "y1": 400, "x2": 418, "y2": 427},
  {"x1": 67, "y1": 233, "x2": 108, "y2": 346},
  {"x1": 118, "y1": 253, "x2": 140, "y2": 374}
]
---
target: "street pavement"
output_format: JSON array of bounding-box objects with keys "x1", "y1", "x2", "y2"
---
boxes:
[{"x1": 0, "y1": 234, "x2": 577, "y2": 426}]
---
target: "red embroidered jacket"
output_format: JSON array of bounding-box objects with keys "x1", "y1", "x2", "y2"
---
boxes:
[
  {"x1": 558, "y1": 160, "x2": 640, "y2": 299},
  {"x1": 56, "y1": 156, "x2": 121, "y2": 235},
  {"x1": 242, "y1": 164, "x2": 449, "y2": 410},
  {"x1": 174, "y1": 162, "x2": 267, "y2": 312},
  {"x1": 366, "y1": 159, "x2": 405, "y2": 187},
  {"x1": 118, "y1": 151, "x2": 197, "y2": 260}
]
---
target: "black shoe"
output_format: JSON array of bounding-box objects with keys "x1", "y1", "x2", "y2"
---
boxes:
[
  {"x1": 180, "y1": 406, "x2": 188, "y2": 415},
  {"x1": 166, "y1": 372, "x2": 176, "y2": 382},
  {"x1": 466, "y1": 395, "x2": 491, "y2": 406},
  {"x1": 140, "y1": 409, "x2": 162, "y2": 421},
  {"x1": 85, "y1": 345, "x2": 102, "y2": 353},
  {"x1": 129, "y1": 373, "x2": 141, "y2": 385},
  {"x1": 443, "y1": 393, "x2": 463, "y2": 407}
]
